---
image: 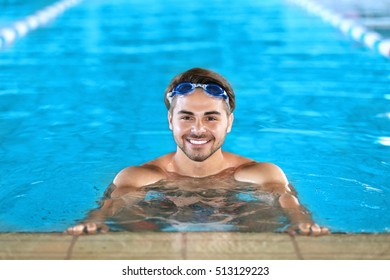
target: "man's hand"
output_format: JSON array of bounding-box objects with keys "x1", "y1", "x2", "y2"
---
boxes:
[
  {"x1": 65, "y1": 222, "x2": 109, "y2": 235},
  {"x1": 285, "y1": 223, "x2": 330, "y2": 236}
]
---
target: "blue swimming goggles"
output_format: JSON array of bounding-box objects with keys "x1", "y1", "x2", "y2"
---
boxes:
[{"x1": 167, "y1": 82, "x2": 230, "y2": 110}]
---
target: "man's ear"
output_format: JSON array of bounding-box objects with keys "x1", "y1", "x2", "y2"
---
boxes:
[
  {"x1": 168, "y1": 111, "x2": 173, "y2": 130},
  {"x1": 227, "y1": 113, "x2": 234, "y2": 133}
]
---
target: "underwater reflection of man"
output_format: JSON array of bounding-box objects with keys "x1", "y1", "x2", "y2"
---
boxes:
[{"x1": 66, "y1": 67, "x2": 329, "y2": 236}]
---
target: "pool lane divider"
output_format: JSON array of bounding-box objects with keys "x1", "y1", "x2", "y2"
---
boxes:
[
  {"x1": 0, "y1": 0, "x2": 83, "y2": 50},
  {"x1": 288, "y1": 0, "x2": 390, "y2": 59}
]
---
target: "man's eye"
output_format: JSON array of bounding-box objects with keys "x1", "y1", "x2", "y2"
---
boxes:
[
  {"x1": 206, "y1": 116, "x2": 218, "y2": 121},
  {"x1": 181, "y1": 116, "x2": 192, "y2": 120}
]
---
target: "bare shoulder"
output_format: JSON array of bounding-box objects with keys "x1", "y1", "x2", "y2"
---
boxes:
[
  {"x1": 222, "y1": 151, "x2": 255, "y2": 166},
  {"x1": 234, "y1": 161, "x2": 288, "y2": 184},
  {"x1": 113, "y1": 164, "x2": 167, "y2": 190},
  {"x1": 234, "y1": 161, "x2": 290, "y2": 194}
]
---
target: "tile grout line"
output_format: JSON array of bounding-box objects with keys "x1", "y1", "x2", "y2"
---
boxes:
[
  {"x1": 181, "y1": 233, "x2": 187, "y2": 260},
  {"x1": 290, "y1": 236, "x2": 304, "y2": 260},
  {"x1": 64, "y1": 235, "x2": 78, "y2": 260}
]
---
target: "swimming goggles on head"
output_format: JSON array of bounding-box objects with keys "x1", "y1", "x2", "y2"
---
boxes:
[{"x1": 167, "y1": 82, "x2": 230, "y2": 110}]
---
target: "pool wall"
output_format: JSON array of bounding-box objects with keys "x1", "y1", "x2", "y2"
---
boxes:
[{"x1": 0, "y1": 232, "x2": 389, "y2": 259}]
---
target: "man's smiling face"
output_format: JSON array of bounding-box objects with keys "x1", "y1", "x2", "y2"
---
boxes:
[{"x1": 168, "y1": 88, "x2": 233, "y2": 162}]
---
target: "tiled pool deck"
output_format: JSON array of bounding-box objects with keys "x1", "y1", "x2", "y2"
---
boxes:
[{"x1": 0, "y1": 232, "x2": 389, "y2": 260}]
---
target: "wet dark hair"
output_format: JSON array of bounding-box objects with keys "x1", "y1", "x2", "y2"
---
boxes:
[{"x1": 164, "y1": 67, "x2": 236, "y2": 113}]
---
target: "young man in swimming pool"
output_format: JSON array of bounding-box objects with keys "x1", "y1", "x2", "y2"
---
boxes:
[{"x1": 66, "y1": 67, "x2": 329, "y2": 236}]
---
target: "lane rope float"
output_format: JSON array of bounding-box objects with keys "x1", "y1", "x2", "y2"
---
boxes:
[
  {"x1": 0, "y1": 0, "x2": 83, "y2": 50},
  {"x1": 288, "y1": 0, "x2": 390, "y2": 59}
]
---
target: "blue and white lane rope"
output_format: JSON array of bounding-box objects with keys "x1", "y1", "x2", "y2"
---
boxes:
[
  {"x1": 0, "y1": 0, "x2": 82, "y2": 50},
  {"x1": 288, "y1": 0, "x2": 390, "y2": 59}
]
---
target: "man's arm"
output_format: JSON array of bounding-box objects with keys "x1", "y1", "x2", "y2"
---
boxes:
[
  {"x1": 64, "y1": 183, "x2": 136, "y2": 235},
  {"x1": 65, "y1": 165, "x2": 166, "y2": 235},
  {"x1": 235, "y1": 162, "x2": 329, "y2": 236}
]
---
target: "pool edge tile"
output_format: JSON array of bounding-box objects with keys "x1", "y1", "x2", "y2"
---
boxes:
[
  {"x1": 1, "y1": 232, "x2": 389, "y2": 260},
  {"x1": 185, "y1": 232, "x2": 298, "y2": 260},
  {"x1": 68, "y1": 232, "x2": 183, "y2": 260},
  {"x1": 293, "y1": 233, "x2": 390, "y2": 260},
  {"x1": 0, "y1": 232, "x2": 74, "y2": 260}
]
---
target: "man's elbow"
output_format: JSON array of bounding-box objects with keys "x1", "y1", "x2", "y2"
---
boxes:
[{"x1": 279, "y1": 193, "x2": 300, "y2": 209}]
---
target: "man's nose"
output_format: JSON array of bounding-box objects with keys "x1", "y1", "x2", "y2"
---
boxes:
[{"x1": 191, "y1": 119, "x2": 206, "y2": 134}]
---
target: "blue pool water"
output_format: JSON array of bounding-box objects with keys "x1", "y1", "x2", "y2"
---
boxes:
[{"x1": 0, "y1": 0, "x2": 389, "y2": 233}]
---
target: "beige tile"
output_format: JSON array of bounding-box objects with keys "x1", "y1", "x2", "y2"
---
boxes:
[
  {"x1": 69, "y1": 232, "x2": 184, "y2": 259},
  {"x1": 1, "y1": 232, "x2": 389, "y2": 260},
  {"x1": 293, "y1": 234, "x2": 390, "y2": 259},
  {"x1": 0, "y1": 233, "x2": 73, "y2": 260},
  {"x1": 185, "y1": 232, "x2": 298, "y2": 260}
]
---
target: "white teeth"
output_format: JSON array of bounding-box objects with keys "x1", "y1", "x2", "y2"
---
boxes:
[{"x1": 189, "y1": 139, "x2": 208, "y2": 145}]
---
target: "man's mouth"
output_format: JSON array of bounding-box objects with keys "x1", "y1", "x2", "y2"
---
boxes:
[{"x1": 187, "y1": 138, "x2": 210, "y2": 145}]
